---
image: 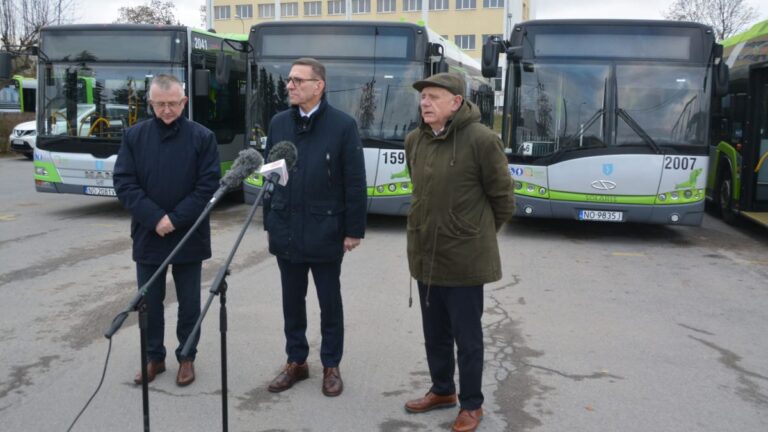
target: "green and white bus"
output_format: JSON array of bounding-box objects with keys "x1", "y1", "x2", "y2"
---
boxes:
[
  {"x1": 483, "y1": 19, "x2": 728, "y2": 225},
  {"x1": 243, "y1": 21, "x2": 495, "y2": 215},
  {"x1": 0, "y1": 74, "x2": 36, "y2": 113},
  {"x1": 32, "y1": 24, "x2": 248, "y2": 197},
  {"x1": 708, "y1": 19, "x2": 768, "y2": 227}
]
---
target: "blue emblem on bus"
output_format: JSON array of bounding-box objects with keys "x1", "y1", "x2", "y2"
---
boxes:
[
  {"x1": 95, "y1": 160, "x2": 104, "y2": 170},
  {"x1": 602, "y1": 163, "x2": 614, "y2": 175}
]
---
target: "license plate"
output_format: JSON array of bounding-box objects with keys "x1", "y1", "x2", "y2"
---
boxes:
[
  {"x1": 84, "y1": 186, "x2": 116, "y2": 196},
  {"x1": 12, "y1": 139, "x2": 26, "y2": 145},
  {"x1": 578, "y1": 209, "x2": 624, "y2": 222}
]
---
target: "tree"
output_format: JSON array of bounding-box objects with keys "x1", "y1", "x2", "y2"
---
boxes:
[
  {"x1": 115, "y1": 0, "x2": 180, "y2": 25},
  {"x1": 0, "y1": 0, "x2": 75, "y2": 74},
  {"x1": 663, "y1": 0, "x2": 760, "y2": 41}
]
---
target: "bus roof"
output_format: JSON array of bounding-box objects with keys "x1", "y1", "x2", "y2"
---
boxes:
[
  {"x1": 721, "y1": 19, "x2": 768, "y2": 47},
  {"x1": 40, "y1": 24, "x2": 247, "y2": 41},
  {"x1": 512, "y1": 19, "x2": 713, "y2": 32}
]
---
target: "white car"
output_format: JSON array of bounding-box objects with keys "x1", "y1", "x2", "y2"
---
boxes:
[{"x1": 9, "y1": 120, "x2": 36, "y2": 160}]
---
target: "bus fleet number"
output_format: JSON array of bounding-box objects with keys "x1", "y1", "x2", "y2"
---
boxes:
[
  {"x1": 664, "y1": 156, "x2": 697, "y2": 170},
  {"x1": 383, "y1": 151, "x2": 405, "y2": 165}
]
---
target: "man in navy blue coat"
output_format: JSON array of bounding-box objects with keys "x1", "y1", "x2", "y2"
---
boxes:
[
  {"x1": 114, "y1": 74, "x2": 220, "y2": 387},
  {"x1": 263, "y1": 58, "x2": 367, "y2": 397}
]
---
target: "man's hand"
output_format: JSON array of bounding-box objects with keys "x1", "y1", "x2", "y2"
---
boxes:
[
  {"x1": 155, "y1": 215, "x2": 175, "y2": 237},
  {"x1": 344, "y1": 237, "x2": 361, "y2": 252}
]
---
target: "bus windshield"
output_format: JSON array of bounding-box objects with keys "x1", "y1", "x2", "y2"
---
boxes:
[
  {"x1": 252, "y1": 60, "x2": 422, "y2": 143},
  {"x1": 40, "y1": 63, "x2": 184, "y2": 139},
  {"x1": 515, "y1": 62, "x2": 708, "y2": 156}
]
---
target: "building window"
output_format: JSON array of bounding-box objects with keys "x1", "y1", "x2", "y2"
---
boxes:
[
  {"x1": 258, "y1": 4, "x2": 275, "y2": 18},
  {"x1": 214, "y1": 5, "x2": 231, "y2": 20},
  {"x1": 352, "y1": 0, "x2": 371, "y2": 13},
  {"x1": 455, "y1": 0, "x2": 475, "y2": 10},
  {"x1": 378, "y1": 0, "x2": 396, "y2": 12},
  {"x1": 403, "y1": 0, "x2": 422, "y2": 12},
  {"x1": 483, "y1": 0, "x2": 503, "y2": 7},
  {"x1": 235, "y1": 4, "x2": 253, "y2": 18},
  {"x1": 328, "y1": 0, "x2": 346, "y2": 14},
  {"x1": 429, "y1": 0, "x2": 448, "y2": 10},
  {"x1": 305, "y1": 1, "x2": 322, "y2": 15},
  {"x1": 482, "y1": 34, "x2": 502, "y2": 44},
  {"x1": 454, "y1": 34, "x2": 476, "y2": 50},
  {"x1": 281, "y1": 2, "x2": 299, "y2": 16}
]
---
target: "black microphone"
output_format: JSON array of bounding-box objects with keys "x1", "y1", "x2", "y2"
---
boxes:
[{"x1": 212, "y1": 148, "x2": 264, "y2": 202}]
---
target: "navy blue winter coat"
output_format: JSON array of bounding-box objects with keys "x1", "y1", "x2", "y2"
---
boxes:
[
  {"x1": 263, "y1": 98, "x2": 367, "y2": 263},
  {"x1": 114, "y1": 116, "x2": 221, "y2": 265}
]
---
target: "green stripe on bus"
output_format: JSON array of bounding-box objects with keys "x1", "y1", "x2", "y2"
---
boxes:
[{"x1": 33, "y1": 161, "x2": 62, "y2": 183}]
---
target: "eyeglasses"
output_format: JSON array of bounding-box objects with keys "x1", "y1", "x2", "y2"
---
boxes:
[
  {"x1": 285, "y1": 77, "x2": 319, "y2": 86},
  {"x1": 150, "y1": 100, "x2": 185, "y2": 109}
]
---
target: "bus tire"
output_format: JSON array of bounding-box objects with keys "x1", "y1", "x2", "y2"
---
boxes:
[{"x1": 717, "y1": 170, "x2": 736, "y2": 225}]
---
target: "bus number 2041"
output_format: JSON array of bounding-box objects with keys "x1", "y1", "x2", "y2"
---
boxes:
[{"x1": 664, "y1": 156, "x2": 697, "y2": 170}]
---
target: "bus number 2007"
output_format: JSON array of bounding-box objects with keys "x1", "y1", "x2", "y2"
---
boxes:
[
  {"x1": 664, "y1": 156, "x2": 697, "y2": 170},
  {"x1": 383, "y1": 151, "x2": 405, "y2": 165}
]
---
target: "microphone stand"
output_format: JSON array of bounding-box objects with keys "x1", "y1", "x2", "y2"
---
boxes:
[
  {"x1": 181, "y1": 173, "x2": 278, "y2": 432},
  {"x1": 104, "y1": 190, "x2": 226, "y2": 432}
]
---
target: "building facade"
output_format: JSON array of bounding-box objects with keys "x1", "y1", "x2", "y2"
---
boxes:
[{"x1": 210, "y1": 0, "x2": 531, "y2": 61}]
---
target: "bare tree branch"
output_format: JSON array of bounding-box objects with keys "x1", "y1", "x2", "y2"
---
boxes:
[{"x1": 663, "y1": 0, "x2": 760, "y2": 40}]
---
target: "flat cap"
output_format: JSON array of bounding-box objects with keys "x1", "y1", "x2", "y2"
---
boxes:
[{"x1": 412, "y1": 73, "x2": 466, "y2": 96}]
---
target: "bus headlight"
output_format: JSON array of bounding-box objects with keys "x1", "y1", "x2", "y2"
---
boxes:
[
  {"x1": 538, "y1": 187, "x2": 547, "y2": 195},
  {"x1": 514, "y1": 181, "x2": 523, "y2": 190},
  {"x1": 684, "y1": 190, "x2": 692, "y2": 199},
  {"x1": 670, "y1": 191, "x2": 679, "y2": 200},
  {"x1": 388, "y1": 184, "x2": 396, "y2": 192},
  {"x1": 658, "y1": 193, "x2": 667, "y2": 201},
  {"x1": 376, "y1": 186, "x2": 385, "y2": 193},
  {"x1": 527, "y1": 184, "x2": 535, "y2": 193},
  {"x1": 35, "y1": 166, "x2": 48, "y2": 176}
]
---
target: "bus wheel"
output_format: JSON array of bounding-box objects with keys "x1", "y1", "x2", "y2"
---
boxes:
[{"x1": 718, "y1": 173, "x2": 736, "y2": 224}]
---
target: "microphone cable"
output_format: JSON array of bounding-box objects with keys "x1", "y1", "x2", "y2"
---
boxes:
[{"x1": 66, "y1": 337, "x2": 113, "y2": 432}]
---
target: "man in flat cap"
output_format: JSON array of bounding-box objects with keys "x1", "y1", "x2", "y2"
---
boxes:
[{"x1": 403, "y1": 72, "x2": 515, "y2": 432}]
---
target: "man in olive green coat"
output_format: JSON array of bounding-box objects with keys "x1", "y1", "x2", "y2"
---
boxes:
[{"x1": 403, "y1": 73, "x2": 515, "y2": 432}]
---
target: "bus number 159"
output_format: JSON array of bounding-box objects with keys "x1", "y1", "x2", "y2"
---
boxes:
[{"x1": 383, "y1": 151, "x2": 405, "y2": 165}]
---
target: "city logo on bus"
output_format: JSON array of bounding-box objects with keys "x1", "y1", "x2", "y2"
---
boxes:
[
  {"x1": 591, "y1": 180, "x2": 617, "y2": 191},
  {"x1": 602, "y1": 163, "x2": 614, "y2": 175}
]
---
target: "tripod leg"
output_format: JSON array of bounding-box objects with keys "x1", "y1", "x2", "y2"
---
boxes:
[
  {"x1": 138, "y1": 302, "x2": 151, "y2": 432},
  {"x1": 220, "y1": 279, "x2": 228, "y2": 432}
]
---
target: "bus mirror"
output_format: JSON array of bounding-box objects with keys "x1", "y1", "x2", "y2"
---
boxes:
[
  {"x1": 713, "y1": 44, "x2": 723, "y2": 60},
  {"x1": 481, "y1": 38, "x2": 501, "y2": 78},
  {"x1": 194, "y1": 69, "x2": 211, "y2": 97},
  {"x1": 714, "y1": 61, "x2": 729, "y2": 97},
  {"x1": 0, "y1": 52, "x2": 12, "y2": 79},
  {"x1": 507, "y1": 46, "x2": 522, "y2": 61},
  {"x1": 215, "y1": 52, "x2": 232, "y2": 85}
]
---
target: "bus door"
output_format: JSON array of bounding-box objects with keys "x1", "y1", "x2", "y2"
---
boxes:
[{"x1": 749, "y1": 65, "x2": 768, "y2": 212}]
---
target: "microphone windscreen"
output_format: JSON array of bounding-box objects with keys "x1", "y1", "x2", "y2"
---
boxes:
[
  {"x1": 220, "y1": 148, "x2": 264, "y2": 189},
  {"x1": 267, "y1": 141, "x2": 298, "y2": 170}
]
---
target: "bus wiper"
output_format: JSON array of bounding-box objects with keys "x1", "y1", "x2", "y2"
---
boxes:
[
  {"x1": 616, "y1": 108, "x2": 661, "y2": 154},
  {"x1": 557, "y1": 108, "x2": 605, "y2": 149}
]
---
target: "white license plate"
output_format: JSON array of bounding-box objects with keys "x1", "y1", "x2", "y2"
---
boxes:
[
  {"x1": 12, "y1": 139, "x2": 26, "y2": 145},
  {"x1": 578, "y1": 209, "x2": 624, "y2": 222},
  {"x1": 84, "y1": 186, "x2": 116, "y2": 197}
]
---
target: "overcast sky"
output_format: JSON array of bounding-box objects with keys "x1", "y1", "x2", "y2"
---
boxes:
[{"x1": 79, "y1": 0, "x2": 766, "y2": 29}]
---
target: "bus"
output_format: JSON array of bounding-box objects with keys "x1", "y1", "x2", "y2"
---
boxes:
[
  {"x1": 482, "y1": 19, "x2": 728, "y2": 225},
  {"x1": 0, "y1": 75, "x2": 36, "y2": 113},
  {"x1": 31, "y1": 25, "x2": 248, "y2": 197},
  {"x1": 708, "y1": 19, "x2": 768, "y2": 227},
  {"x1": 243, "y1": 21, "x2": 495, "y2": 215}
]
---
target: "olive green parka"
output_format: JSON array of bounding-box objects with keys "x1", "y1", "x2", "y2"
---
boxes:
[{"x1": 405, "y1": 100, "x2": 515, "y2": 287}]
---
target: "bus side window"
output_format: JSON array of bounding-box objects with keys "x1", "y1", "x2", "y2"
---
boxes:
[{"x1": 731, "y1": 93, "x2": 747, "y2": 144}]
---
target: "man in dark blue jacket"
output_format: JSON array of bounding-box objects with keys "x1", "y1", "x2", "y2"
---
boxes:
[
  {"x1": 114, "y1": 74, "x2": 220, "y2": 387},
  {"x1": 263, "y1": 58, "x2": 367, "y2": 397}
]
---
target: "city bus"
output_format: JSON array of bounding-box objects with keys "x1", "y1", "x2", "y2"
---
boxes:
[
  {"x1": 243, "y1": 21, "x2": 495, "y2": 215},
  {"x1": 482, "y1": 19, "x2": 728, "y2": 225},
  {"x1": 708, "y1": 19, "x2": 768, "y2": 227},
  {"x1": 0, "y1": 75, "x2": 36, "y2": 113},
  {"x1": 30, "y1": 25, "x2": 248, "y2": 197}
]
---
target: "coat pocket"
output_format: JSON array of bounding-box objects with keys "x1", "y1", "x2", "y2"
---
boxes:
[
  {"x1": 305, "y1": 201, "x2": 345, "y2": 255},
  {"x1": 444, "y1": 210, "x2": 481, "y2": 239},
  {"x1": 266, "y1": 201, "x2": 290, "y2": 253}
]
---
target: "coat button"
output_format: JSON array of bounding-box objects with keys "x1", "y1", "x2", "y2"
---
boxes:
[{"x1": 327, "y1": 210, "x2": 332, "y2": 215}]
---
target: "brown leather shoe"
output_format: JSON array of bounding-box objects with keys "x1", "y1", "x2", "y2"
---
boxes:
[
  {"x1": 268, "y1": 362, "x2": 309, "y2": 393},
  {"x1": 133, "y1": 360, "x2": 166, "y2": 385},
  {"x1": 322, "y1": 367, "x2": 343, "y2": 397},
  {"x1": 176, "y1": 360, "x2": 195, "y2": 386},
  {"x1": 404, "y1": 391, "x2": 457, "y2": 413},
  {"x1": 452, "y1": 408, "x2": 483, "y2": 432}
]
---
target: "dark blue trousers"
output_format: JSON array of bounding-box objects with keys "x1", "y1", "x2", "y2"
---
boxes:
[
  {"x1": 418, "y1": 282, "x2": 485, "y2": 410},
  {"x1": 136, "y1": 262, "x2": 202, "y2": 362},
  {"x1": 277, "y1": 258, "x2": 344, "y2": 367}
]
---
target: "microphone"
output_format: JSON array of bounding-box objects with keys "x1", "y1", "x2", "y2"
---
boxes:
[
  {"x1": 261, "y1": 141, "x2": 297, "y2": 186},
  {"x1": 212, "y1": 148, "x2": 264, "y2": 202}
]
